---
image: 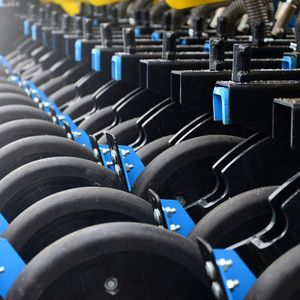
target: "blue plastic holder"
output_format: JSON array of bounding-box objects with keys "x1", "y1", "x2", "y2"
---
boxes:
[
  {"x1": 134, "y1": 28, "x2": 141, "y2": 37},
  {"x1": 111, "y1": 55, "x2": 122, "y2": 81},
  {"x1": 0, "y1": 238, "x2": 26, "y2": 298},
  {"x1": 161, "y1": 199, "x2": 195, "y2": 237},
  {"x1": 181, "y1": 39, "x2": 187, "y2": 45},
  {"x1": 204, "y1": 43, "x2": 210, "y2": 52},
  {"x1": 282, "y1": 55, "x2": 296, "y2": 69},
  {"x1": 213, "y1": 86, "x2": 231, "y2": 125},
  {"x1": 0, "y1": 56, "x2": 12, "y2": 73},
  {"x1": 23, "y1": 20, "x2": 30, "y2": 36},
  {"x1": 91, "y1": 48, "x2": 101, "y2": 71},
  {"x1": 75, "y1": 40, "x2": 82, "y2": 62},
  {"x1": 31, "y1": 24, "x2": 37, "y2": 41},
  {"x1": 151, "y1": 31, "x2": 161, "y2": 40},
  {"x1": 93, "y1": 19, "x2": 98, "y2": 26},
  {"x1": 213, "y1": 248, "x2": 256, "y2": 300},
  {"x1": 0, "y1": 214, "x2": 8, "y2": 236}
]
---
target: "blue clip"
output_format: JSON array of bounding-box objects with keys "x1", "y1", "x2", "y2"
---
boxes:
[
  {"x1": 42, "y1": 31, "x2": 47, "y2": 45},
  {"x1": 91, "y1": 48, "x2": 101, "y2": 71},
  {"x1": 0, "y1": 238, "x2": 26, "y2": 298},
  {"x1": 75, "y1": 40, "x2": 82, "y2": 62},
  {"x1": 213, "y1": 249, "x2": 256, "y2": 300},
  {"x1": 111, "y1": 55, "x2": 122, "y2": 81},
  {"x1": 282, "y1": 55, "x2": 296, "y2": 69},
  {"x1": 161, "y1": 199, "x2": 195, "y2": 237},
  {"x1": 181, "y1": 39, "x2": 187, "y2": 45},
  {"x1": 0, "y1": 213, "x2": 9, "y2": 235},
  {"x1": 204, "y1": 43, "x2": 210, "y2": 52},
  {"x1": 93, "y1": 19, "x2": 98, "y2": 26},
  {"x1": 213, "y1": 86, "x2": 231, "y2": 125},
  {"x1": 151, "y1": 31, "x2": 161, "y2": 40},
  {"x1": 31, "y1": 24, "x2": 37, "y2": 41},
  {"x1": 134, "y1": 28, "x2": 141, "y2": 37},
  {"x1": 23, "y1": 20, "x2": 30, "y2": 36}
]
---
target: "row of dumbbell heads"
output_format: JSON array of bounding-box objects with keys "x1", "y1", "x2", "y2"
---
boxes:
[{"x1": 0, "y1": 2, "x2": 299, "y2": 300}]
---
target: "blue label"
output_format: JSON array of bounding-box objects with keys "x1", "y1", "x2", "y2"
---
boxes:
[
  {"x1": 75, "y1": 40, "x2": 82, "y2": 62},
  {"x1": 111, "y1": 55, "x2": 122, "y2": 81},
  {"x1": 31, "y1": 24, "x2": 37, "y2": 41},
  {"x1": 91, "y1": 48, "x2": 101, "y2": 72},
  {"x1": 24, "y1": 20, "x2": 30, "y2": 36}
]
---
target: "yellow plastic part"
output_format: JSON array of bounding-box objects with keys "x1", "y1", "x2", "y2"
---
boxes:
[
  {"x1": 88, "y1": 0, "x2": 127, "y2": 6},
  {"x1": 166, "y1": 0, "x2": 226, "y2": 9}
]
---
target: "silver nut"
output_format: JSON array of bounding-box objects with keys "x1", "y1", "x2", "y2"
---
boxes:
[
  {"x1": 205, "y1": 261, "x2": 216, "y2": 280},
  {"x1": 104, "y1": 277, "x2": 119, "y2": 295},
  {"x1": 211, "y1": 282, "x2": 223, "y2": 299}
]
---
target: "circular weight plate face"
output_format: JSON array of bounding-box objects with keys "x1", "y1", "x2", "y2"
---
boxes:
[
  {"x1": 6, "y1": 223, "x2": 214, "y2": 300},
  {"x1": 3, "y1": 187, "x2": 154, "y2": 263}
]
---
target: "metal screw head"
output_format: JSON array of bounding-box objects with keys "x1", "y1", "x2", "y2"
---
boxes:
[
  {"x1": 66, "y1": 132, "x2": 73, "y2": 140},
  {"x1": 153, "y1": 208, "x2": 163, "y2": 225},
  {"x1": 226, "y1": 279, "x2": 239, "y2": 291},
  {"x1": 110, "y1": 150, "x2": 118, "y2": 161},
  {"x1": 211, "y1": 281, "x2": 223, "y2": 299},
  {"x1": 0, "y1": 266, "x2": 5, "y2": 274},
  {"x1": 217, "y1": 258, "x2": 233, "y2": 271},
  {"x1": 169, "y1": 224, "x2": 181, "y2": 232},
  {"x1": 104, "y1": 277, "x2": 119, "y2": 295},
  {"x1": 205, "y1": 261, "x2": 216, "y2": 280}
]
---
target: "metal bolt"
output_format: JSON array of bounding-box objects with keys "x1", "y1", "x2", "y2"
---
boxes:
[
  {"x1": 125, "y1": 163, "x2": 134, "y2": 172},
  {"x1": 106, "y1": 161, "x2": 113, "y2": 167},
  {"x1": 72, "y1": 131, "x2": 82, "y2": 139},
  {"x1": 52, "y1": 116, "x2": 57, "y2": 124},
  {"x1": 164, "y1": 207, "x2": 176, "y2": 217},
  {"x1": 43, "y1": 102, "x2": 50, "y2": 107},
  {"x1": 121, "y1": 149, "x2": 130, "y2": 157},
  {"x1": 153, "y1": 208, "x2": 163, "y2": 225},
  {"x1": 104, "y1": 277, "x2": 119, "y2": 295},
  {"x1": 226, "y1": 279, "x2": 239, "y2": 291},
  {"x1": 217, "y1": 258, "x2": 233, "y2": 271},
  {"x1": 110, "y1": 150, "x2": 118, "y2": 161},
  {"x1": 114, "y1": 164, "x2": 122, "y2": 176},
  {"x1": 205, "y1": 261, "x2": 216, "y2": 280},
  {"x1": 102, "y1": 148, "x2": 109, "y2": 154},
  {"x1": 211, "y1": 282, "x2": 223, "y2": 299},
  {"x1": 58, "y1": 115, "x2": 66, "y2": 121},
  {"x1": 66, "y1": 132, "x2": 73, "y2": 140},
  {"x1": 169, "y1": 224, "x2": 181, "y2": 232},
  {"x1": 93, "y1": 148, "x2": 100, "y2": 159},
  {"x1": 0, "y1": 267, "x2": 5, "y2": 274}
]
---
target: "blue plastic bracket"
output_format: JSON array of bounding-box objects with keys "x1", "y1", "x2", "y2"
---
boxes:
[
  {"x1": 0, "y1": 214, "x2": 8, "y2": 236},
  {"x1": 160, "y1": 199, "x2": 195, "y2": 237},
  {"x1": 0, "y1": 56, "x2": 12, "y2": 73},
  {"x1": 0, "y1": 238, "x2": 26, "y2": 298},
  {"x1": 75, "y1": 40, "x2": 82, "y2": 62},
  {"x1": 91, "y1": 48, "x2": 101, "y2": 72},
  {"x1": 31, "y1": 24, "x2": 37, "y2": 41},
  {"x1": 111, "y1": 55, "x2": 122, "y2": 81},
  {"x1": 204, "y1": 43, "x2": 210, "y2": 52},
  {"x1": 282, "y1": 55, "x2": 296, "y2": 69},
  {"x1": 23, "y1": 20, "x2": 30, "y2": 36},
  {"x1": 151, "y1": 31, "x2": 161, "y2": 40},
  {"x1": 213, "y1": 86, "x2": 231, "y2": 125},
  {"x1": 134, "y1": 28, "x2": 141, "y2": 37},
  {"x1": 213, "y1": 249, "x2": 256, "y2": 300}
]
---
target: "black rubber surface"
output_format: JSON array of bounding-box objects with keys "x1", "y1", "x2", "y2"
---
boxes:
[
  {"x1": 0, "y1": 119, "x2": 66, "y2": 149},
  {"x1": 2, "y1": 187, "x2": 155, "y2": 262},
  {"x1": 79, "y1": 106, "x2": 115, "y2": 134},
  {"x1": 0, "y1": 83, "x2": 26, "y2": 95},
  {"x1": 0, "y1": 93, "x2": 38, "y2": 108},
  {"x1": 131, "y1": 135, "x2": 243, "y2": 202},
  {"x1": 49, "y1": 83, "x2": 77, "y2": 107},
  {"x1": 62, "y1": 94, "x2": 95, "y2": 119},
  {"x1": 6, "y1": 222, "x2": 213, "y2": 300},
  {"x1": 39, "y1": 76, "x2": 65, "y2": 96},
  {"x1": 0, "y1": 157, "x2": 121, "y2": 223},
  {"x1": 30, "y1": 70, "x2": 52, "y2": 86},
  {"x1": 98, "y1": 118, "x2": 140, "y2": 145},
  {"x1": 0, "y1": 104, "x2": 51, "y2": 125},
  {"x1": 0, "y1": 135, "x2": 97, "y2": 180},
  {"x1": 245, "y1": 244, "x2": 300, "y2": 300},
  {"x1": 137, "y1": 135, "x2": 172, "y2": 165},
  {"x1": 188, "y1": 186, "x2": 277, "y2": 246}
]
